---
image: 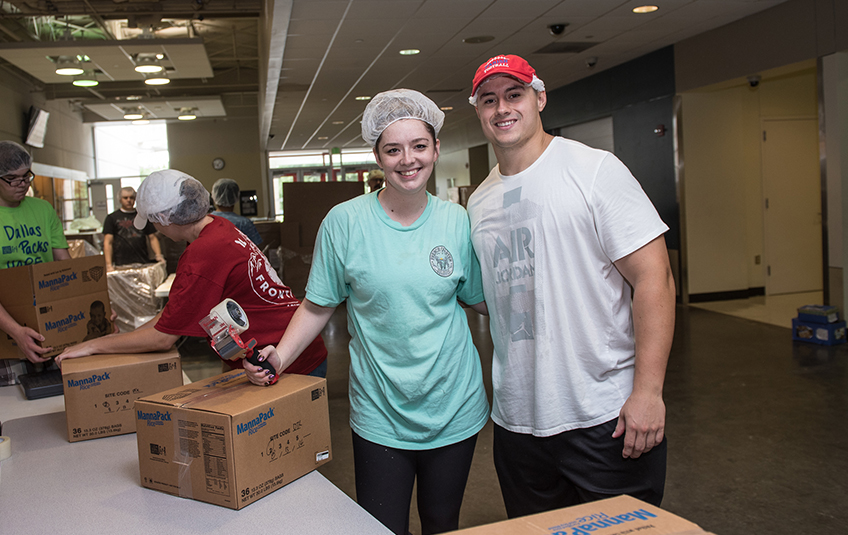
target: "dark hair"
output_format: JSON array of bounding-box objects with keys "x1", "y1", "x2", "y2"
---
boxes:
[
  {"x1": 375, "y1": 120, "x2": 437, "y2": 151},
  {"x1": 90, "y1": 300, "x2": 105, "y2": 312}
]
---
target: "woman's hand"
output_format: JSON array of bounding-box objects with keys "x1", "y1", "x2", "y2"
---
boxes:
[{"x1": 244, "y1": 345, "x2": 282, "y2": 386}]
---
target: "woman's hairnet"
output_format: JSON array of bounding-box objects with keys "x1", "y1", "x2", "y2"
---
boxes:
[
  {"x1": 134, "y1": 169, "x2": 211, "y2": 229},
  {"x1": 361, "y1": 89, "x2": 445, "y2": 147},
  {"x1": 212, "y1": 178, "x2": 240, "y2": 207},
  {"x1": 0, "y1": 141, "x2": 33, "y2": 176}
]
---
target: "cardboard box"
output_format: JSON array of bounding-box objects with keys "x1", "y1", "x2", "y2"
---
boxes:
[
  {"x1": 135, "y1": 370, "x2": 331, "y2": 510},
  {"x1": 0, "y1": 256, "x2": 111, "y2": 359},
  {"x1": 792, "y1": 318, "x2": 847, "y2": 345},
  {"x1": 62, "y1": 350, "x2": 183, "y2": 442},
  {"x1": 452, "y1": 495, "x2": 714, "y2": 535},
  {"x1": 796, "y1": 304, "x2": 840, "y2": 324}
]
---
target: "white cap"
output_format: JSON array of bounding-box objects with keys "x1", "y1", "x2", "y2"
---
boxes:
[
  {"x1": 361, "y1": 89, "x2": 445, "y2": 147},
  {"x1": 134, "y1": 169, "x2": 210, "y2": 229}
]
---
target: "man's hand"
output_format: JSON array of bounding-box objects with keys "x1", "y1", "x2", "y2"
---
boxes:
[
  {"x1": 11, "y1": 324, "x2": 53, "y2": 363},
  {"x1": 612, "y1": 391, "x2": 665, "y2": 458},
  {"x1": 110, "y1": 308, "x2": 120, "y2": 334},
  {"x1": 55, "y1": 339, "x2": 97, "y2": 366}
]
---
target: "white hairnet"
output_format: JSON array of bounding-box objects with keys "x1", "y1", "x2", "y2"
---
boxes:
[
  {"x1": 134, "y1": 169, "x2": 210, "y2": 229},
  {"x1": 361, "y1": 89, "x2": 445, "y2": 147},
  {"x1": 0, "y1": 141, "x2": 33, "y2": 176},
  {"x1": 212, "y1": 178, "x2": 240, "y2": 207}
]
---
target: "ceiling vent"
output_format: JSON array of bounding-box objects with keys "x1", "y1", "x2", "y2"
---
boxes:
[{"x1": 534, "y1": 42, "x2": 599, "y2": 54}]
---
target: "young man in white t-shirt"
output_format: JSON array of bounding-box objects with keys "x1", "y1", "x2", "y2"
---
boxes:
[{"x1": 466, "y1": 55, "x2": 676, "y2": 517}]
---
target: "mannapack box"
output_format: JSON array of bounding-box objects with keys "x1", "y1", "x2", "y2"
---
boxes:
[
  {"x1": 135, "y1": 370, "x2": 331, "y2": 510},
  {"x1": 0, "y1": 256, "x2": 111, "y2": 359},
  {"x1": 62, "y1": 350, "x2": 183, "y2": 442},
  {"x1": 452, "y1": 495, "x2": 714, "y2": 535}
]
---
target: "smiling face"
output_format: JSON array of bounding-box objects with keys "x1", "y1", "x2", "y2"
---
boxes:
[
  {"x1": 474, "y1": 75, "x2": 547, "y2": 153},
  {"x1": 374, "y1": 119, "x2": 440, "y2": 198},
  {"x1": 0, "y1": 165, "x2": 32, "y2": 207},
  {"x1": 90, "y1": 303, "x2": 106, "y2": 327}
]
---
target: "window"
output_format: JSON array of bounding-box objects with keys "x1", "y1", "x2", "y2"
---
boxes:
[{"x1": 268, "y1": 149, "x2": 379, "y2": 218}]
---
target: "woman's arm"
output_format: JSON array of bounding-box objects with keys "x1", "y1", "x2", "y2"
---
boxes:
[{"x1": 244, "y1": 299, "x2": 336, "y2": 385}]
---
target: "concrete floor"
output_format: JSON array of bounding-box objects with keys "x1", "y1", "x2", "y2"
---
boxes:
[{"x1": 181, "y1": 303, "x2": 848, "y2": 534}]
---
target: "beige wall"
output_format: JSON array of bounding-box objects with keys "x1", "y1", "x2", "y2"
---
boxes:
[
  {"x1": 682, "y1": 64, "x2": 818, "y2": 295},
  {"x1": 167, "y1": 116, "x2": 266, "y2": 216},
  {"x1": 0, "y1": 76, "x2": 94, "y2": 176}
]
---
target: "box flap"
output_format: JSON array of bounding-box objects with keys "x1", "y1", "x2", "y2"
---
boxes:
[
  {"x1": 139, "y1": 370, "x2": 324, "y2": 416},
  {"x1": 453, "y1": 495, "x2": 709, "y2": 535},
  {"x1": 0, "y1": 263, "x2": 37, "y2": 307},
  {"x1": 30, "y1": 256, "x2": 108, "y2": 303},
  {"x1": 61, "y1": 349, "x2": 180, "y2": 376}
]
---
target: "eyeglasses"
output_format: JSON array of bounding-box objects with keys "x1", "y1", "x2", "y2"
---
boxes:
[{"x1": 1, "y1": 170, "x2": 35, "y2": 187}]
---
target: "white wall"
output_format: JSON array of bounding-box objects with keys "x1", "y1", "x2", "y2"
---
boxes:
[
  {"x1": 831, "y1": 52, "x2": 848, "y2": 314},
  {"x1": 436, "y1": 149, "x2": 471, "y2": 200}
]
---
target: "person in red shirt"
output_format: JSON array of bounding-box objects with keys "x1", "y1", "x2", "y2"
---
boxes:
[{"x1": 56, "y1": 169, "x2": 327, "y2": 378}]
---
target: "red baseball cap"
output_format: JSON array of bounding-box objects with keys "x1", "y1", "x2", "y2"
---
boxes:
[{"x1": 470, "y1": 55, "x2": 537, "y2": 99}]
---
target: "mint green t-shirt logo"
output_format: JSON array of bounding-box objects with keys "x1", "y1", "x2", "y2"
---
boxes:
[{"x1": 429, "y1": 246, "x2": 454, "y2": 277}]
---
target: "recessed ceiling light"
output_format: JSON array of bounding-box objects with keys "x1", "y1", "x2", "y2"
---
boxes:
[
  {"x1": 440, "y1": 106, "x2": 453, "y2": 111},
  {"x1": 463, "y1": 35, "x2": 495, "y2": 44},
  {"x1": 332, "y1": 121, "x2": 344, "y2": 125},
  {"x1": 399, "y1": 49, "x2": 420, "y2": 56},
  {"x1": 355, "y1": 96, "x2": 371, "y2": 101},
  {"x1": 123, "y1": 110, "x2": 144, "y2": 120},
  {"x1": 72, "y1": 72, "x2": 98, "y2": 87},
  {"x1": 144, "y1": 72, "x2": 170, "y2": 85},
  {"x1": 125, "y1": 95, "x2": 142, "y2": 101},
  {"x1": 177, "y1": 107, "x2": 196, "y2": 120},
  {"x1": 318, "y1": 136, "x2": 329, "y2": 140},
  {"x1": 632, "y1": 5, "x2": 659, "y2": 14},
  {"x1": 134, "y1": 56, "x2": 163, "y2": 73},
  {"x1": 55, "y1": 55, "x2": 84, "y2": 76}
]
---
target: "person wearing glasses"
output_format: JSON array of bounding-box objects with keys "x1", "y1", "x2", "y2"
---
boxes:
[{"x1": 0, "y1": 140, "x2": 71, "y2": 363}]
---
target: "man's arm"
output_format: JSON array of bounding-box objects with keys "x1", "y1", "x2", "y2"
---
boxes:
[
  {"x1": 55, "y1": 316, "x2": 179, "y2": 365},
  {"x1": 611, "y1": 235, "x2": 676, "y2": 459},
  {"x1": 148, "y1": 234, "x2": 165, "y2": 262},
  {"x1": 53, "y1": 248, "x2": 71, "y2": 262},
  {"x1": 102, "y1": 234, "x2": 114, "y2": 270}
]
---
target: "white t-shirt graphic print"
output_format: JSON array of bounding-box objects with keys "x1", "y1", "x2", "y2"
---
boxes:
[{"x1": 468, "y1": 137, "x2": 668, "y2": 437}]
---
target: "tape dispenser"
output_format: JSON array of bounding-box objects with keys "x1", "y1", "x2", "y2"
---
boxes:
[{"x1": 198, "y1": 299, "x2": 277, "y2": 383}]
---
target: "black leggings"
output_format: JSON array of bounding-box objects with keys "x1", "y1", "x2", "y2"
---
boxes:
[{"x1": 351, "y1": 430, "x2": 478, "y2": 535}]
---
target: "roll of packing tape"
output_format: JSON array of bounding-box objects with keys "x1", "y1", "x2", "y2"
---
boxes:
[
  {"x1": 0, "y1": 436, "x2": 11, "y2": 461},
  {"x1": 210, "y1": 298, "x2": 249, "y2": 334}
]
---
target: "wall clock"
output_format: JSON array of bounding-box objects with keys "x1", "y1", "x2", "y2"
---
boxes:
[{"x1": 212, "y1": 157, "x2": 225, "y2": 170}]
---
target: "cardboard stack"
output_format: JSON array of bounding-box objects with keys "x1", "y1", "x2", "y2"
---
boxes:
[
  {"x1": 0, "y1": 256, "x2": 111, "y2": 359},
  {"x1": 792, "y1": 304, "x2": 846, "y2": 346},
  {"x1": 135, "y1": 370, "x2": 332, "y2": 509},
  {"x1": 61, "y1": 350, "x2": 183, "y2": 442}
]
